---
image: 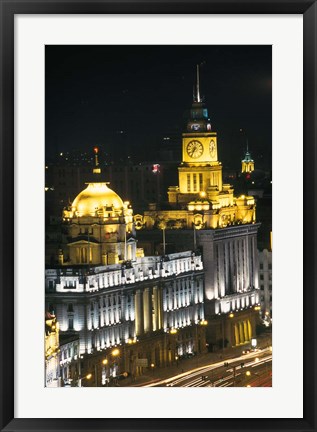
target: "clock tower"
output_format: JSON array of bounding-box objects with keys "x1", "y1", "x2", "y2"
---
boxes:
[{"x1": 171, "y1": 65, "x2": 223, "y2": 204}]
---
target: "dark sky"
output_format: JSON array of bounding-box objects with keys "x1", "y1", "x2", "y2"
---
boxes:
[{"x1": 45, "y1": 45, "x2": 272, "y2": 170}]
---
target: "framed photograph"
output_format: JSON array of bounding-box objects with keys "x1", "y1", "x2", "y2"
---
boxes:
[{"x1": 0, "y1": 1, "x2": 316, "y2": 431}]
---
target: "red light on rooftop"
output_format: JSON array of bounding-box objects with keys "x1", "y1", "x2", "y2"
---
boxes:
[{"x1": 94, "y1": 147, "x2": 99, "y2": 154}]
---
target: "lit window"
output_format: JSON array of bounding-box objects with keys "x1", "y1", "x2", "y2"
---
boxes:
[{"x1": 193, "y1": 174, "x2": 197, "y2": 192}]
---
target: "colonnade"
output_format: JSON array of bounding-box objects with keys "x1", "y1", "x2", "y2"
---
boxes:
[
  {"x1": 135, "y1": 286, "x2": 163, "y2": 336},
  {"x1": 233, "y1": 319, "x2": 252, "y2": 345}
]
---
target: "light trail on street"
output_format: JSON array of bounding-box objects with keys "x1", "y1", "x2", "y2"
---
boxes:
[{"x1": 145, "y1": 348, "x2": 272, "y2": 388}]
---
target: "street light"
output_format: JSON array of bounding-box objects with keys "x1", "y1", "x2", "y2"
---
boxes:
[
  {"x1": 112, "y1": 348, "x2": 120, "y2": 357},
  {"x1": 78, "y1": 373, "x2": 92, "y2": 387}
]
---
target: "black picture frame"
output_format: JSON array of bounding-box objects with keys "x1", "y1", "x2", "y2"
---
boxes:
[{"x1": 0, "y1": 1, "x2": 316, "y2": 431}]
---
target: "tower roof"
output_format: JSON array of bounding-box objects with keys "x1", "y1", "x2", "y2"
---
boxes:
[
  {"x1": 242, "y1": 151, "x2": 254, "y2": 163},
  {"x1": 71, "y1": 183, "x2": 124, "y2": 217},
  {"x1": 185, "y1": 65, "x2": 212, "y2": 133}
]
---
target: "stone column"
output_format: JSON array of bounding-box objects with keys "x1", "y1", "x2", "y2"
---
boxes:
[
  {"x1": 239, "y1": 322, "x2": 245, "y2": 344},
  {"x1": 143, "y1": 287, "x2": 152, "y2": 333},
  {"x1": 243, "y1": 320, "x2": 249, "y2": 341},
  {"x1": 134, "y1": 290, "x2": 143, "y2": 336},
  {"x1": 248, "y1": 319, "x2": 252, "y2": 339},
  {"x1": 224, "y1": 242, "x2": 229, "y2": 295},
  {"x1": 234, "y1": 324, "x2": 240, "y2": 345},
  {"x1": 153, "y1": 286, "x2": 163, "y2": 331}
]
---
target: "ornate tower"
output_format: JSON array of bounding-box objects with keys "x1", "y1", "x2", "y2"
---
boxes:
[
  {"x1": 62, "y1": 148, "x2": 136, "y2": 266},
  {"x1": 241, "y1": 151, "x2": 255, "y2": 174},
  {"x1": 168, "y1": 65, "x2": 223, "y2": 205}
]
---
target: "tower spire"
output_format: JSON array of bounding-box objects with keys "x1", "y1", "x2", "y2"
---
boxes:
[
  {"x1": 196, "y1": 64, "x2": 201, "y2": 103},
  {"x1": 93, "y1": 146, "x2": 101, "y2": 174}
]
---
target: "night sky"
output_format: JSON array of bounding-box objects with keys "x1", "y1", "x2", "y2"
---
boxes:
[{"x1": 45, "y1": 45, "x2": 272, "y2": 170}]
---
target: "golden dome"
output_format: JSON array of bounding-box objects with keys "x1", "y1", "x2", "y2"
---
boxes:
[{"x1": 72, "y1": 182, "x2": 124, "y2": 217}]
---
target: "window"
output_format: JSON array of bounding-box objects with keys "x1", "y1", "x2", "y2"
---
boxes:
[
  {"x1": 260, "y1": 274, "x2": 264, "y2": 280},
  {"x1": 68, "y1": 318, "x2": 74, "y2": 330},
  {"x1": 187, "y1": 174, "x2": 190, "y2": 192},
  {"x1": 193, "y1": 174, "x2": 197, "y2": 192},
  {"x1": 67, "y1": 303, "x2": 74, "y2": 313},
  {"x1": 268, "y1": 264, "x2": 272, "y2": 270},
  {"x1": 260, "y1": 285, "x2": 264, "y2": 291},
  {"x1": 260, "y1": 263, "x2": 263, "y2": 270},
  {"x1": 199, "y1": 173, "x2": 203, "y2": 191}
]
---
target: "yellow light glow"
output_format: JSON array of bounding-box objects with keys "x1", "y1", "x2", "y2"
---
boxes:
[
  {"x1": 170, "y1": 328, "x2": 178, "y2": 334},
  {"x1": 200, "y1": 191, "x2": 206, "y2": 198},
  {"x1": 86, "y1": 373, "x2": 92, "y2": 380},
  {"x1": 246, "y1": 371, "x2": 251, "y2": 377},
  {"x1": 150, "y1": 363, "x2": 155, "y2": 368},
  {"x1": 229, "y1": 313, "x2": 234, "y2": 318},
  {"x1": 112, "y1": 348, "x2": 120, "y2": 357},
  {"x1": 102, "y1": 359, "x2": 108, "y2": 365}
]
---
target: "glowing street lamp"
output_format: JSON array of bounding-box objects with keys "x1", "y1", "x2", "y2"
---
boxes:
[
  {"x1": 112, "y1": 348, "x2": 120, "y2": 357},
  {"x1": 78, "y1": 373, "x2": 92, "y2": 387}
]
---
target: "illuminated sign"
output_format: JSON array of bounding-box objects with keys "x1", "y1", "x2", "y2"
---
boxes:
[{"x1": 152, "y1": 164, "x2": 160, "y2": 173}]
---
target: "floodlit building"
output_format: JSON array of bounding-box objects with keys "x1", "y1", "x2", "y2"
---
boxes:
[
  {"x1": 45, "y1": 312, "x2": 61, "y2": 387},
  {"x1": 258, "y1": 248, "x2": 272, "y2": 320},
  {"x1": 46, "y1": 152, "x2": 207, "y2": 385},
  {"x1": 135, "y1": 65, "x2": 261, "y2": 350},
  {"x1": 45, "y1": 66, "x2": 263, "y2": 385}
]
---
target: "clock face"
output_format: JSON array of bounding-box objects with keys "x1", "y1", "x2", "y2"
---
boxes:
[
  {"x1": 191, "y1": 123, "x2": 201, "y2": 131},
  {"x1": 209, "y1": 139, "x2": 216, "y2": 157},
  {"x1": 187, "y1": 140, "x2": 203, "y2": 159}
]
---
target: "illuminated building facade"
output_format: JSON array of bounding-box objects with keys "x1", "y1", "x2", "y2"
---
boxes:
[
  {"x1": 59, "y1": 333, "x2": 80, "y2": 386},
  {"x1": 135, "y1": 66, "x2": 261, "y2": 349},
  {"x1": 241, "y1": 149, "x2": 255, "y2": 174},
  {"x1": 45, "y1": 312, "x2": 61, "y2": 387},
  {"x1": 46, "y1": 156, "x2": 207, "y2": 384},
  {"x1": 258, "y1": 248, "x2": 272, "y2": 319}
]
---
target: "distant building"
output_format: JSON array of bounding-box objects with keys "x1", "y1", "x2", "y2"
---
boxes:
[
  {"x1": 258, "y1": 249, "x2": 272, "y2": 319},
  {"x1": 241, "y1": 149, "x2": 255, "y2": 174},
  {"x1": 45, "y1": 155, "x2": 178, "y2": 218}
]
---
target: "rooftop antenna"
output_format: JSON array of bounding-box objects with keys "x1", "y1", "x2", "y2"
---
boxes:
[
  {"x1": 196, "y1": 64, "x2": 201, "y2": 103},
  {"x1": 240, "y1": 128, "x2": 249, "y2": 154}
]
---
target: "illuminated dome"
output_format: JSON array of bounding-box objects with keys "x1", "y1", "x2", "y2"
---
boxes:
[{"x1": 71, "y1": 182, "x2": 124, "y2": 217}]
